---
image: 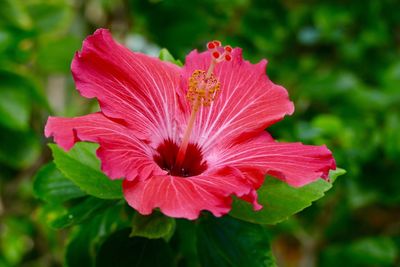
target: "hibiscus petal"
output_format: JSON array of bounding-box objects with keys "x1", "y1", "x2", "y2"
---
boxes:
[
  {"x1": 45, "y1": 113, "x2": 163, "y2": 181},
  {"x1": 211, "y1": 132, "x2": 336, "y2": 187},
  {"x1": 72, "y1": 29, "x2": 186, "y2": 144},
  {"x1": 123, "y1": 170, "x2": 259, "y2": 220},
  {"x1": 181, "y1": 48, "x2": 294, "y2": 152}
]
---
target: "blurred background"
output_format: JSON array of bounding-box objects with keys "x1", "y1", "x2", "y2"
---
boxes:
[{"x1": 0, "y1": 0, "x2": 399, "y2": 266}]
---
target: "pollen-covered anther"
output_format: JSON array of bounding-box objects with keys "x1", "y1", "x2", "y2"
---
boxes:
[{"x1": 187, "y1": 70, "x2": 220, "y2": 109}]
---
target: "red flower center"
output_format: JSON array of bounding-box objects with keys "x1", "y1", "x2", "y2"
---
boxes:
[{"x1": 153, "y1": 139, "x2": 208, "y2": 177}]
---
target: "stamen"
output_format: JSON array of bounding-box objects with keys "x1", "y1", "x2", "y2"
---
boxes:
[{"x1": 175, "y1": 40, "x2": 232, "y2": 170}]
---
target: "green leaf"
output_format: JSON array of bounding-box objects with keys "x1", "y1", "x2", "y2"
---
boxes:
[
  {"x1": 196, "y1": 215, "x2": 276, "y2": 267},
  {"x1": 33, "y1": 162, "x2": 86, "y2": 203},
  {"x1": 347, "y1": 237, "x2": 398, "y2": 266},
  {"x1": 175, "y1": 220, "x2": 200, "y2": 267},
  {"x1": 0, "y1": 78, "x2": 30, "y2": 131},
  {"x1": 0, "y1": 0, "x2": 32, "y2": 29},
  {"x1": 328, "y1": 168, "x2": 346, "y2": 182},
  {"x1": 37, "y1": 36, "x2": 82, "y2": 73},
  {"x1": 65, "y1": 221, "x2": 95, "y2": 267},
  {"x1": 49, "y1": 142, "x2": 123, "y2": 199},
  {"x1": 65, "y1": 203, "x2": 130, "y2": 267},
  {"x1": 130, "y1": 212, "x2": 176, "y2": 241},
  {"x1": 0, "y1": 126, "x2": 40, "y2": 168},
  {"x1": 96, "y1": 229, "x2": 174, "y2": 267},
  {"x1": 0, "y1": 217, "x2": 33, "y2": 266},
  {"x1": 51, "y1": 197, "x2": 116, "y2": 229},
  {"x1": 159, "y1": 48, "x2": 183, "y2": 66},
  {"x1": 0, "y1": 68, "x2": 50, "y2": 111},
  {"x1": 230, "y1": 168, "x2": 346, "y2": 225},
  {"x1": 26, "y1": 1, "x2": 72, "y2": 33},
  {"x1": 321, "y1": 237, "x2": 398, "y2": 267}
]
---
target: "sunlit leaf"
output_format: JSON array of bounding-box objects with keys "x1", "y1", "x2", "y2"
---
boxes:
[
  {"x1": 230, "y1": 169, "x2": 346, "y2": 225},
  {"x1": 49, "y1": 142, "x2": 123, "y2": 199},
  {"x1": 159, "y1": 48, "x2": 183, "y2": 66},
  {"x1": 0, "y1": 217, "x2": 33, "y2": 266},
  {"x1": 37, "y1": 36, "x2": 82, "y2": 73},
  {"x1": 0, "y1": 0, "x2": 32, "y2": 29}
]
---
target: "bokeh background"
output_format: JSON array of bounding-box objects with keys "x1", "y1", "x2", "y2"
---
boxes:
[{"x1": 0, "y1": 0, "x2": 399, "y2": 266}]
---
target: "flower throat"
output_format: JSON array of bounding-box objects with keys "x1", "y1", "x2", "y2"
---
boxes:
[{"x1": 174, "y1": 41, "x2": 232, "y2": 170}]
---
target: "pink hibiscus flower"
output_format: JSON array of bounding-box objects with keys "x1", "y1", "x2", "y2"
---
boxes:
[{"x1": 45, "y1": 29, "x2": 336, "y2": 220}]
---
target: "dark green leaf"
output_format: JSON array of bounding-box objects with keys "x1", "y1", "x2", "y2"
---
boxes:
[
  {"x1": 230, "y1": 168, "x2": 346, "y2": 225},
  {"x1": 65, "y1": 222, "x2": 95, "y2": 267},
  {"x1": 130, "y1": 212, "x2": 175, "y2": 241},
  {"x1": 197, "y1": 215, "x2": 276, "y2": 267},
  {"x1": 175, "y1": 220, "x2": 200, "y2": 267},
  {"x1": 96, "y1": 229, "x2": 174, "y2": 267},
  {"x1": 51, "y1": 197, "x2": 116, "y2": 229},
  {"x1": 0, "y1": 79, "x2": 30, "y2": 130},
  {"x1": 65, "y1": 203, "x2": 130, "y2": 267},
  {"x1": 49, "y1": 142, "x2": 123, "y2": 199},
  {"x1": 0, "y1": 68, "x2": 50, "y2": 113},
  {"x1": 33, "y1": 162, "x2": 85, "y2": 203},
  {"x1": 0, "y1": 68, "x2": 50, "y2": 110},
  {"x1": 0, "y1": 126, "x2": 40, "y2": 168}
]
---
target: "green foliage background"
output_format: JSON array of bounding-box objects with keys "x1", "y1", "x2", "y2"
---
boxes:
[{"x1": 0, "y1": 0, "x2": 399, "y2": 266}]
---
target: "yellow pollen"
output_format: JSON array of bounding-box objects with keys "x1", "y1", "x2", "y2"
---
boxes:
[{"x1": 187, "y1": 70, "x2": 220, "y2": 111}]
